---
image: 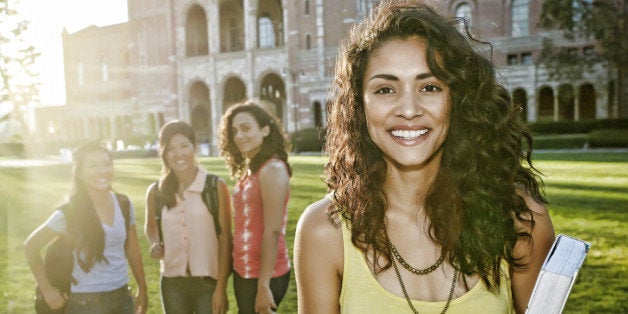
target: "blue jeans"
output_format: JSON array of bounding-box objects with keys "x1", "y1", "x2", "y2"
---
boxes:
[
  {"x1": 65, "y1": 285, "x2": 133, "y2": 314},
  {"x1": 161, "y1": 276, "x2": 217, "y2": 314},
  {"x1": 233, "y1": 271, "x2": 290, "y2": 314}
]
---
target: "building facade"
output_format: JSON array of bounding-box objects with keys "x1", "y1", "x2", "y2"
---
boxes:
[{"x1": 34, "y1": 0, "x2": 624, "y2": 153}]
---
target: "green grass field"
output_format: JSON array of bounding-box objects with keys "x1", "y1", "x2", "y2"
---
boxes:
[{"x1": 1, "y1": 152, "x2": 626, "y2": 313}]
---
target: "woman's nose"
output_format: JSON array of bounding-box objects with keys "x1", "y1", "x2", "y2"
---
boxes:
[{"x1": 395, "y1": 89, "x2": 424, "y2": 119}]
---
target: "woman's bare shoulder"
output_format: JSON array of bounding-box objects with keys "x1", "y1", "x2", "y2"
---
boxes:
[{"x1": 296, "y1": 196, "x2": 343, "y2": 246}]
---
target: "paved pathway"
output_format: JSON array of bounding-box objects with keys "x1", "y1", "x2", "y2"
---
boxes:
[
  {"x1": 0, "y1": 157, "x2": 70, "y2": 168},
  {"x1": 1, "y1": 148, "x2": 627, "y2": 168}
]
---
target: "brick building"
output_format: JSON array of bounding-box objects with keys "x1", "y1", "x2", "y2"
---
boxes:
[{"x1": 34, "y1": 0, "x2": 624, "y2": 153}]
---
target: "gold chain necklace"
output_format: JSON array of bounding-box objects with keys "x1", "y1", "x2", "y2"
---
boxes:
[
  {"x1": 390, "y1": 243, "x2": 445, "y2": 275},
  {"x1": 390, "y1": 247, "x2": 458, "y2": 314}
]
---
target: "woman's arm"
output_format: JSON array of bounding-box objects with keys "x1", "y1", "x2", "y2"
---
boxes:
[
  {"x1": 511, "y1": 190, "x2": 556, "y2": 313},
  {"x1": 125, "y1": 222, "x2": 148, "y2": 314},
  {"x1": 255, "y1": 160, "x2": 290, "y2": 313},
  {"x1": 144, "y1": 183, "x2": 163, "y2": 259},
  {"x1": 212, "y1": 178, "x2": 233, "y2": 314},
  {"x1": 24, "y1": 223, "x2": 67, "y2": 310},
  {"x1": 294, "y1": 197, "x2": 343, "y2": 314}
]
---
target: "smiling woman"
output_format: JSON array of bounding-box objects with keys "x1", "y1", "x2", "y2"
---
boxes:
[
  {"x1": 145, "y1": 120, "x2": 233, "y2": 314},
  {"x1": 23, "y1": 141, "x2": 147, "y2": 313},
  {"x1": 294, "y1": 1, "x2": 555, "y2": 313},
  {"x1": 362, "y1": 36, "x2": 451, "y2": 169}
]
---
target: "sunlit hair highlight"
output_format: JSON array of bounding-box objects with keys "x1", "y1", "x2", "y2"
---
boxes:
[
  {"x1": 65, "y1": 141, "x2": 113, "y2": 272},
  {"x1": 157, "y1": 120, "x2": 197, "y2": 209},
  {"x1": 218, "y1": 100, "x2": 292, "y2": 179}
]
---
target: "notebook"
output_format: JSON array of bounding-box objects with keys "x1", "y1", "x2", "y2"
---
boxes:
[{"x1": 525, "y1": 234, "x2": 590, "y2": 314}]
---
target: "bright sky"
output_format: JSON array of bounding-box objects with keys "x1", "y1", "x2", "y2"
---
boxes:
[{"x1": 18, "y1": 0, "x2": 128, "y2": 105}]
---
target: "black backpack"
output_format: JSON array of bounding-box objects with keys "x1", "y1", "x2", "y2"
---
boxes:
[
  {"x1": 153, "y1": 174, "x2": 221, "y2": 244},
  {"x1": 35, "y1": 193, "x2": 131, "y2": 314}
]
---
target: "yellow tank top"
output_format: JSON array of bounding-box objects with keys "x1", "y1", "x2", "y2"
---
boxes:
[{"x1": 339, "y1": 220, "x2": 515, "y2": 313}]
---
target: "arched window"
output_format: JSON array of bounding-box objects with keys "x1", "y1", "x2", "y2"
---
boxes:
[
  {"x1": 579, "y1": 84, "x2": 596, "y2": 120},
  {"x1": 185, "y1": 5, "x2": 209, "y2": 57},
  {"x1": 455, "y1": 3, "x2": 472, "y2": 27},
  {"x1": 258, "y1": 16, "x2": 275, "y2": 48},
  {"x1": 538, "y1": 87, "x2": 554, "y2": 121},
  {"x1": 513, "y1": 89, "x2": 528, "y2": 121},
  {"x1": 305, "y1": 34, "x2": 311, "y2": 50},
  {"x1": 305, "y1": 0, "x2": 310, "y2": 15},
  {"x1": 558, "y1": 84, "x2": 575, "y2": 121},
  {"x1": 512, "y1": 0, "x2": 529, "y2": 36}
]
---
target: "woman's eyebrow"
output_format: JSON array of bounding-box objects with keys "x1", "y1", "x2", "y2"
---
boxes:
[{"x1": 368, "y1": 72, "x2": 434, "y2": 82}]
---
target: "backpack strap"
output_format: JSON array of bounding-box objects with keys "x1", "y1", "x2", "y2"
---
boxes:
[
  {"x1": 153, "y1": 175, "x2": 221, "y2": 246},
  {"x1": 114, "y1": 193, "x2": 131, "y2": 246},
  {"x1": 201, "y1": 174, "x2": 221, "y2": 236},
  {"x1": 151, "y1": 182, "x2": 164, "y2": 245},
  {"x1": 48, "y1": 204, "x2": 77, "y2": 290}
]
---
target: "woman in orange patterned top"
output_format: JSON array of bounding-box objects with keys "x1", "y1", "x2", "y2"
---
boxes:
[{"x1": 219, "y1": 101, "x2": 292, "y2": 314}]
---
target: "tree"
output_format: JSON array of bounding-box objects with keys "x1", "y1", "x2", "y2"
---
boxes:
[
  {"x1": 539, "y1": 0, "x2": 626, "y2": 117},
  {"x1": 0, "y1": 0, "x2": 41, "y2": 157}
]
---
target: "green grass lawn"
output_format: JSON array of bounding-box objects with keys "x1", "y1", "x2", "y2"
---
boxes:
[{"x1": 1, "y1": 152, "x2": 626, "y2": 313}]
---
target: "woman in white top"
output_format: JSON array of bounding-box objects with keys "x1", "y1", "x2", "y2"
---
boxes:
[
  {"x1": 145, "y1": 121, "x2": 232, "y2": 314},
  {"x1": 24, "y1": 141, "x2": 147, "y2": 314}
]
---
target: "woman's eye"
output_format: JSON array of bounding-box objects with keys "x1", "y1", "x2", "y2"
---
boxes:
[
  {"x1": 374, "y1": 87, "x2": 394, "y2": 95},
  {"x1": 421, "y1": 84, "x2": 442, "y2": 92}
]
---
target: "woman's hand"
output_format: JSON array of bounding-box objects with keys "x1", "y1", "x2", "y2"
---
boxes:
[
  {"x1": 41, "y1": 286, "x2": 67, "y2": 310},
  {"x1": 134, "y1": 288, "x2": 148, "y2": 314},
  {"x1": 212, "y1": 288, "x2": 229, "y2": 314},
  {"x1": 255, "y1": 285, "x2": 276, "y2": 314},
  {"x1": 149, "y1": 242, "x2": 164, "y2": 259}
]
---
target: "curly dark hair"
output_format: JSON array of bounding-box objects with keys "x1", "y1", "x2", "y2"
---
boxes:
[
  {"x1": 218, "y1": 100, "x2": 292, "y2": 179},
  {"x1": 325, "y1": 0, "x2": 546, "y2": 291}
]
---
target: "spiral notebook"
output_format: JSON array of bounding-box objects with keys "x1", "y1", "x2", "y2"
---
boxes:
[{"x1": 525, "y1": 234, "x2": 590, "y2": 314}]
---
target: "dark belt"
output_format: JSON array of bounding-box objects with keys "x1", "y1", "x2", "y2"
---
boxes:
[{"x1": 71, "y1": 284, "x2": 129, "y2": 296}]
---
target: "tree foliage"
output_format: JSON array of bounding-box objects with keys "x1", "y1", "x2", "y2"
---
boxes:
[
  {"x1": 539, "y1": 0, "x2": 626, "y2": 81},
  {"x1": 0, "y1": 0, "x2": 40, "y2": 150}
]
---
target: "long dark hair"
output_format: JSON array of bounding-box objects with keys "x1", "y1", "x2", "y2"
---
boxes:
[
  {"x1": 325, "y1": 0, "x2": 546, "y2": 291},
  {"x1": 218, "y1": 100, "x2": 292, "y2": 180},
  {"x1": 157, "y1": 120, "x2": 197, "y2": 209},
  {"x1": 64, "y1": 141, "x2": 113, "y2": 272}
]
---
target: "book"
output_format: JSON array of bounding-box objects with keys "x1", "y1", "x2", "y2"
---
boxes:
[{"x1": 526, "y1": 234, "x2": 590, "y2": 314}]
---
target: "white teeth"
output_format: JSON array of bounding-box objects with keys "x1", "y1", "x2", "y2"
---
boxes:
[{"x1": 391, "y1": 129, "x2": 428, "y2": 139}]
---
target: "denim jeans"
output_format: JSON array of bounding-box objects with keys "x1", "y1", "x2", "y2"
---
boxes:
[
  {"x1": 65, "y1": 285, "x2": 134, "y2": 314},
  {"x1": 161, "y1": 276, "x2": 217, "y2": 314},
  {"x1": 233, "y1": 271, "x2": 290, "y2": 314}
]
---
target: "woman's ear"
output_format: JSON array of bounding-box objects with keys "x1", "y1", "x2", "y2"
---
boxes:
[{"x1": 262, "y1": 125, "x2": 270, "y2": 137}]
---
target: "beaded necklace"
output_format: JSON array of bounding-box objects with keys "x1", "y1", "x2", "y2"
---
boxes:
[{"x1": 389, "y1": 242, "x2": 458, "y2": 314}]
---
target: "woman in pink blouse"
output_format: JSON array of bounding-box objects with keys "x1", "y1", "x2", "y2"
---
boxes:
[
  {"x1": 219, "y1": 101, "x2": 292, "y2": 314},
  {"x1": 145, "y1": 121, "x2": 233, "y2": 314}
]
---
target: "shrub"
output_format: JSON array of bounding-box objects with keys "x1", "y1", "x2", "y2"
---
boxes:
[
  {"x1": 588, "y1": 129, "x2": 628, "y2": 148},
  {"x1": 0, "y1": 142, "x2": 24, "y2": 157},
  {"x1": 291, "y1": 128, "x2": 326, "y2": 153},
  {"x1": 529, "y1": 118, "x2": 628, "y2": 134},
  {"x1": 532, "y1": 134, "x2": 589, "y2": 149}
]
